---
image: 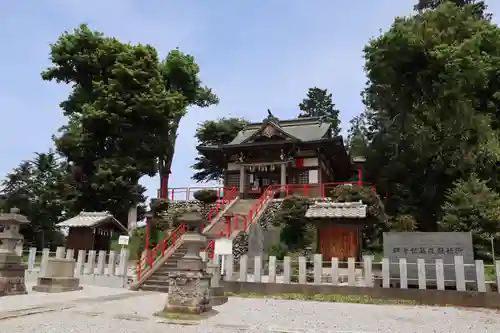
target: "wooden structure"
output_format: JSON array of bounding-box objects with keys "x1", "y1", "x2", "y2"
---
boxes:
[
  {"x1": 57, "y1": 211, "x2": 128, "y2": 254},
  {"x1": 196, "y1": 114, "x2": 356, "y2": 199},
  {"x1": 305, "y1": 201, "x2": 367, "y2": 261}
]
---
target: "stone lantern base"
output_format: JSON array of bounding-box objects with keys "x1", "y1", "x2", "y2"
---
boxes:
[
  {"x1": 32, "y1": 258, "x2": 82, "y2": 293},
  {"x1": 0, "y1": 251, "x2": 27, "y2": 296}
]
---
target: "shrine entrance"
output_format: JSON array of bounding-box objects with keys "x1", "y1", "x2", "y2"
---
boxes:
[{"x1": 246, "y1": 164, "x2": 284, "y2": 198}]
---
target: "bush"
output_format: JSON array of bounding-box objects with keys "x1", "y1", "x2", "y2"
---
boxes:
[
  {"x1": 269, "y1": 243, "x2": 288, "y2": 260},
  {"x1": 194, "y1": 189, "x2": 218, "y2": 204}
]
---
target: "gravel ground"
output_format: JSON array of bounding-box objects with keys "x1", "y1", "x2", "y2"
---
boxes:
[{"x1": 1, "y1": 286, "x2": 499, "y2": 333}]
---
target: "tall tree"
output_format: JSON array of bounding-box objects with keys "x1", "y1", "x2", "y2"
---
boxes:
[
  {"x1": 346, "y1": 114, "x2": 369, "y2": 157},
  {"x1": 191, "y1": 117, "x2": 248, "y2": 182},
  {"x1": 362, "y1": 2, "x2": 500, "y2": 230},
  {"x1": 414, "y1": 0, "x2": 490, "y2": 19},
  {"x1": 42, "y1": 24, "x2": 217, "y2": 223},
  {"x1": 298, "y1": 87, "x2": 341, "y2": 135},
  {"x1": 1, "y1": 152, "x2": 66, "y2": 249}
]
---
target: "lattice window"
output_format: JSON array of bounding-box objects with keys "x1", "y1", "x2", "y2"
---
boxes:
[
  {"x1": 226, "y1": 174, "x2": 240, "y2": 188},
  {"x1": 298, "y1": 171, "x2": 309, "y2": 184}
]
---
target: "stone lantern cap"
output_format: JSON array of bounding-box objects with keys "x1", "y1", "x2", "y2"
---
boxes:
[{"x1": 0, "y1": 208, "x2": 30, "y2": 224}]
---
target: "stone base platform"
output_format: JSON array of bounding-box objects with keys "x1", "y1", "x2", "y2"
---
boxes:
[{"x1": 32, "y1": 277, "x2": 83, "y2": 293}]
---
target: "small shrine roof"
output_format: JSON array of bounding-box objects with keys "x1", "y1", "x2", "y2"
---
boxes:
[
  {"x1": 57, "y1": 211, "x2": 127, "y2": 232},
  {"x1": 305, "y1": 201, "x2": 367, "y2": 219}
]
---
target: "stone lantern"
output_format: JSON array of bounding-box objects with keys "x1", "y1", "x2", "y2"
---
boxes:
[
  {"x1": 158, "y1": 211, "x2": 213, "y2": 316},
  {"x1": 0, "y1": 207, "x2": 30, "y2": 296}
]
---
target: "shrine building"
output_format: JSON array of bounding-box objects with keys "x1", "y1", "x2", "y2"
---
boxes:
[{"x1": 196, "y1": 115, "x2": 360, "y2": 199}]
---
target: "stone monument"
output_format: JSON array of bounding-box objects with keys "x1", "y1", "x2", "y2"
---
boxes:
[
  {"x1": 0, "y1": 207, "x2": 30, "y2": 296},
  {"x1": 157, "y1": 211, "x2": 213, "y2": 317},
  {"x1": 32, "y1": 257, "x2": 82, "y2": 293}
]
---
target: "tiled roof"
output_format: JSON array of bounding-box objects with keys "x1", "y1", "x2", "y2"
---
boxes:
[
  {"x1": 0, "y1": 208, "x2": 30, "y2": 223},
  {"x1": 56, "y1": 211, "x2": 127, "y2": 231},
  {"x1": 305, "y1": 201, "x2": 367, "y2": 219},
  {"x1": 227, "y1": 118, "x2": 331, "y2": 145}
]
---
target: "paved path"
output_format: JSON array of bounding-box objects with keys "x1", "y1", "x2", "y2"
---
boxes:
[{"x1": 1, "y1": 284, "x2": 499, "y2": 332}]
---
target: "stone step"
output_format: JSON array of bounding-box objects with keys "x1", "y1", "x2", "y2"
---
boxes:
[{"x1": 139, "y1": 284, "x2": 169, "y2": 292}]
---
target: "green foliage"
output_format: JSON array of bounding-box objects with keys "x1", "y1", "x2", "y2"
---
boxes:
[
  {"x1": 439, "y1": 175, "x2": 500, "y2": 259},
  {"x1": 40, "y1": 24, "x2": 217, "y2": 227},
  {"x1": 361, "y1": 2, "x2": 500, "y2": 231},
  {"x1": 414, "y1": 0, "x2": 490, "y2": 19},
  {"x1": 387, "y1": 214, "x2": 418, "y2": 232},
  {"x1": 193, "y1": 189, "x2": 218, "y2": 204},
  {"x1": 192, "y1": 117, "x2": 248, "y2": 182},
  {"x1": 346, "y1": 114, "x2": 369, "y2": 158},
  {"x1": 268, "y1": 243, "x2": 288, "y2": 260},
  {"x1": 275, "y1": 196, "x2": 310, "y2": 250},
  {"x1": 1, "y1": 151, "x2": 67, "y2": 249},
  {"x1": 298, "y1": 87, "x2": 341, "y2": 136},
  {"x1": 329, "y1": 185, "x2": 388, "y2": 247}
]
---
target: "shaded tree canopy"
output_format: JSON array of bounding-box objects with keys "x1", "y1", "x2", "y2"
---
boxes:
[
  {"x1": 191, "y1": 117, "x2": 248, "y2": 182},
  {"x1": 42, "y1": 24, "x2": 217, "y2": 223},
  {"x1": 362, "y1": 1, "x2": 500, "y2": 232},
  {"x1": 298, "y1": 87, "x2": 341, "y2": 135}
]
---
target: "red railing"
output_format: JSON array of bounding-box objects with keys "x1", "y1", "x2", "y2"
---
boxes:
[
  {"x1": 202, "y1": 186, "x2": 238, "y2": 231},
  {"x1": 137, "y1": 223, "x2": 187, "y2": 281}
]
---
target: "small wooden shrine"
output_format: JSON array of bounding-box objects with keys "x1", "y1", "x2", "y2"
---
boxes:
[
  {"x1": 305, "y1": 201, "x2": 367, "y2": 261},
  {"x1": 57, "y1": 211, "x2": 128, "y2": 254}
]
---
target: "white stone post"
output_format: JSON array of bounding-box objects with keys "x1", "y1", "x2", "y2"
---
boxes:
[
  {"x1": 347, "y1": 257, "x2": 356, "y2": 286},
  {"x1": 224, "y1": 254, "x2": 234, "y2": 281},
  {"x1": 96, "y1": 250, "x2": 106, "y2": 275},
  {"x1": 268, "y1": 256, "x2": 277, "y2": 283},
  {"x1": 417, "y1": 258, "x2": 426, "y2": 290},
  {"x1": 65, "y1": 249, "x2": 74, "y2": 260},
  {"x1": 496, "y1": 260, "x2": 500, "y2": 293},
  {"x1": 283, "y1": 256, "x2": 291, "y2": 284},
  {"x1": 382, "y1": 258, "x2": 390, "y2": 288},
  {"x1": 399, "y1": 258, "x2": 408, "y2": 289},
  {"x1": 454, "y1": 256, "x2": 466, "y2": 291},
  {"x1": 363, "y1": 255, "x2": 373, "y2": 287},
  {"x1": 27, "y1": 247, "x2": 37, "y2": 270},
  {"x1": 55, "y1": 246, "x2": 65, "y2": 259},
  {"x1": 435, "y1": 259, "x2": 445, "y2": 290},
  {"x1": 239, "y1": 254, "x2": 248, "y2": 282},
  {"x1": 313, "y1": 254, "x2": 322, "y2": 284},
  {"x1": 254, "y1": 256, "x2": 262, "y2": 283},
  {"x1": 85, "y1": 250, "x2": 96, "y2": 275},
  {"x1": 107, "y1": 251, "x2": 116, "y2": 276},
  {"x1": 331, "y1": 257, "x2": 339, "y2": 285},
  {"x1": 75, "y1": 250, "x2": 86, "y2": 276},
  {"x1": 40, "y1": 248, "x2": 50, "y2": 277},
  {"x1": 475, "y1": 259, "x2": 486, "y2": 292},
  {"x1": 298, "y1": 256, "x2": 307, "y2": 284}
]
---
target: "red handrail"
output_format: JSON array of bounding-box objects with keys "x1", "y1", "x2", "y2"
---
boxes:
[
  {"x1": 203, "y1": 186, "x2": 237, "y2": 231},
  {"x1": 137, "y1": 223, "x2": 187, "y2": 280}
]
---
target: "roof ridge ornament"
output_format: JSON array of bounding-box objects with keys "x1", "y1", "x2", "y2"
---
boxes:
[{"x1": 264, "y1": 109, "x2": 279, "y2": 125}]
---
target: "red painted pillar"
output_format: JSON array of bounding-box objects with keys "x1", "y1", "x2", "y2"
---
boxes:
[
  {"x1": 144, "y1": 216, "x2": 152, "y2": 252},
  {"x1": 357, "y1": 168, "x2": 363, "y2": 187}
]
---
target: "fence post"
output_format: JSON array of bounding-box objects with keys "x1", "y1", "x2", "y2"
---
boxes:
[
  {"x1": 85, "y1": 250, "x2": 96, "y2": 275},
  {"x1": 298, "y1": 256, "x2": 307, "y2": 284},
  {"x1": 268, "y1": 256, "x2": 277, "y2": 283},
  {"x1": 347, "y1": 257, "x2": 356, "y2": 286},
  {"x1": 96, "y1": 250, "x2": 106, "y2": 275},
  {"x1": 435, "y1": 259, "x2": 445, "y2": 290},
  {"x1": 254, "y1": 256, "x2": 262, "y2": 283},
  {"x1": 417, "y1": 258, "x2": 426, "y2": 290},
  {"x1": 224, "y1": 254, "x2": 234, "y2": 281},
  {"x1": 331, "y1": 257, "x2": 339, "y2": 285},
  {"x1": 496, "y1": 260, "x2": 500, "y2": 294},
  {"x1": 313, "y1": 254, "x2": 322, "y2": 285},
  {"x1": 475, "y1": 260, "x2": 486, "y2": 292},
  {"x1": 65, "y1": 249, "x2": 74, "y2": 260},
  {"x1": 107, "y1": 251, "x2": 116, "y2": 276},
  {"x1": 382, "y1": 258, "x2": 390, "y2": 288},
  {"x1": 454, "y1": 256, "x2": 466, "y2": 291},
  {"x1": 27, "y1": 247, "x2": 37, "y2": 270},
  {"x1": 283, "y1": 256, "x2": 291, "y2": 284},
  {"x1": 399, "y1": 258, "x2": 408, "y2": 289},
  {"x1": 118, "y1": 248, "x2": 129, "y2": 287},
  {"x1": 40, "y1": 248, "x2": 50, "y2": 277},
  {"x1": 363, "y1": 255, "x2": 373, "y2": 287},
  {"x1": 55, "y1": 246, "x2": 65, "y2": 259},
  {"x1": 75, "y1": 250, "x2": 86, "y2": 276},
  {"x1": 239, "y1": 254, "x2": 248, "y2": 282}
]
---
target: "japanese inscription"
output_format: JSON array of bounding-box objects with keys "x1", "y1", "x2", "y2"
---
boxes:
[{"x1": 392, "y1": 246, "x2": 464, "y2": 256}]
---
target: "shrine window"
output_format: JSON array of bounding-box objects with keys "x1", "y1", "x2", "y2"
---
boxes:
[{"x1": 298, "y1": 171, "x2": 309, "y2": 184}]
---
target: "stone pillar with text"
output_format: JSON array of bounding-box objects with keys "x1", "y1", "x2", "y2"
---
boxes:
[{"x1": 0, "y1": 208, "x2": 30, "y2": 296}]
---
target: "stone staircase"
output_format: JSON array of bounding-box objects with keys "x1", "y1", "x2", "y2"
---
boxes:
[{"x1": 204, "y1": 199, "x2": 256, "y2": 238}]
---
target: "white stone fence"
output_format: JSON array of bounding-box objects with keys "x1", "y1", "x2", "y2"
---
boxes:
[
  {"x1": 215, "y1": 254, "x2": 500, "y2": 292},
  {"x1": 23, "y1": 246, "x2": 130, "y2": 288}
]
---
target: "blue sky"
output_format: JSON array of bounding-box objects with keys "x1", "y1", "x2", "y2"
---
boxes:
[{"x1": 1, "y1": 0, "x2": 500, "y2": 201}]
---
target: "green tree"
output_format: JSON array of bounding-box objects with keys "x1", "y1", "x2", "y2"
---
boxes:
[
  {"x1": 439, "y1": 175, "x2": 500, "y2": 259},
  {"x1": 346, "y1": 114, "x2": 369, "y2": 157},
  {"x1": 191, "y1": 117, "x2": 248, "y2": 182},
  {"x1": 298, "y1": 87, "x2": 341, "y2": 135},
  {"x1": 362, "y1": 2, "x2": 500, "y2": 230},
  {"x1": 414, "y1": 0, "x2": 490, "y2": 19},
  {"x1": 1, "y1": 152, "x2": 66, "y2": 249},
  {"x1": 42, "y1": 24, "x2": 217, "y2": 224}
]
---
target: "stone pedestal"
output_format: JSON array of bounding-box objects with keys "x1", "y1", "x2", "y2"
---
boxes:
[
  {"x1": 157, "y1": 211, "x2": 213, "y2": 317},
  {"x1": 32, "y1": 258, "x2": 82, "y2": 293},
  {"x1": 0, "y1": 208, "x2": 30, "y2": 297}
]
